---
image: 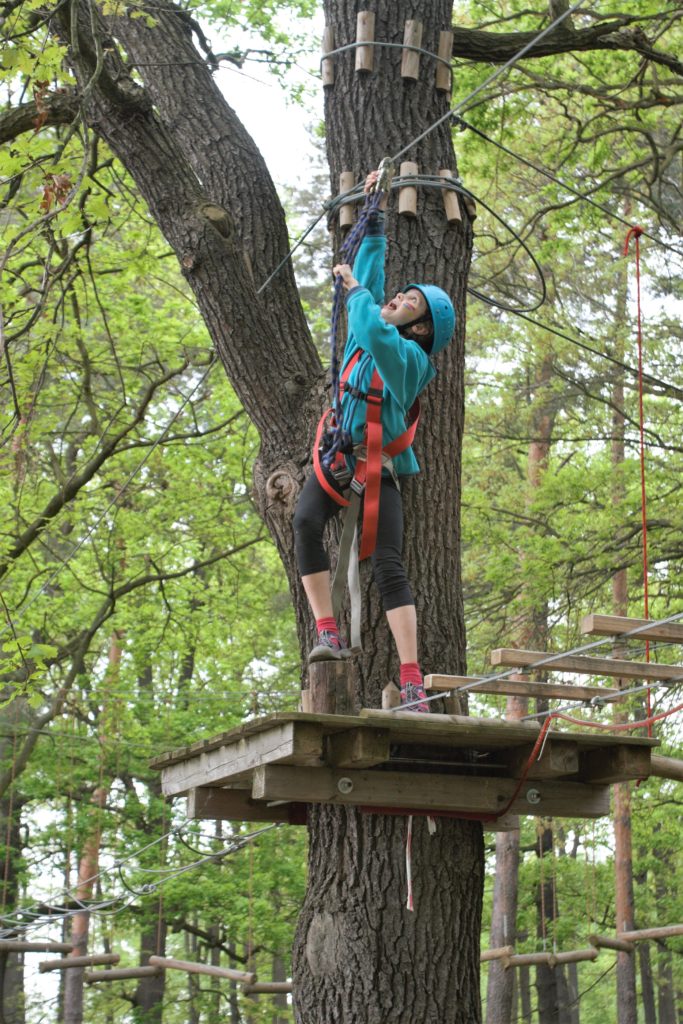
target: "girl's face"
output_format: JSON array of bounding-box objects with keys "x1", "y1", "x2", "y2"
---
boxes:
[{"x1": 380, "y1": 288, "x2": 429, "y2": 328}]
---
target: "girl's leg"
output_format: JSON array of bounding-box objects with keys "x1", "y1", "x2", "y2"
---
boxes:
[
  {"x1": 293, "y1": 472, "x2": 349, "y2": 660},
  {"x1": 372, "y1": 478, "x2": 428, "y2": 711}
]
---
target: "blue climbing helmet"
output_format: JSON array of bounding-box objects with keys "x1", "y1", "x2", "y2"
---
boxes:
[{"x1": 403, "y1": 283, "x2": 456, "y2": 355}]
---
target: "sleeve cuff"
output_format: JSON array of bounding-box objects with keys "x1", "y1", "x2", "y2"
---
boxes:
[
  {"x1": 366, "y1": 211, "x2": 385, "y2": 236},
  {"x1": 345, "y1": 285, "x2": 364, "y2": 304}
]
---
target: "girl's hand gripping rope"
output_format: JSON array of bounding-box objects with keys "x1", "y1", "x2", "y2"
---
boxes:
[{"x1": 332, "y1": 263, "x2": 359, "y2": 291}]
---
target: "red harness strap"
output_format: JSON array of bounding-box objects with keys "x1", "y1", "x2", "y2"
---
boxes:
[{"x1": 313, "y1": 350, "x2": 420, "y2": 560}]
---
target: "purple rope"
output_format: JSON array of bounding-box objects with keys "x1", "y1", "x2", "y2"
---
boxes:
[{"x1": 324, "y1": 189, "x2": 384, "y2": 466}]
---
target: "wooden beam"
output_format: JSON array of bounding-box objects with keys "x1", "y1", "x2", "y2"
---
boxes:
[
  {"x1": 159, "y1": 722, "x2": 324, "y2": 797},
  {"x1": 589, "y1": 933, "x2": 634, "y2": 954},
  {"x1": 186, "y1": 787, "x2": 305, "y2": 824},
  {"x1": 251, "y1": 765, "x2": 610, "y2": 819},
  {"x1": 86, "y1": 966, "x2": 164, "y2": 983},
  {"x1": 650, "y1": 755, "x2": 683, "y2": 782},
  {"x1": 149, "y1": 956, "x2": 255, "y2": 984},
  {"x1": 505, "y1": 741, "x2": 579, "y2": 780},
  {"x1": 581, "y1": 614, "x2": 683, "y2": 645},
  {"x1": 618, "y1": 925, "x2": 683, "y2": 942},
  {"x1": 244, "y1": 982, "x2": 293, "y2": 994},
  {"x1": 425, "y1": 674, "x2": 619, "y2": 703},
  {"x1": 580, "y1": 745, "x2": 651, "y2": 784},
  {"x1": 325, "y1": 728, "x2": 390, "y2": 769},
  {"x1": 0, "y1": 941, "x2": 74, "y2": 953},
  {"x1": 480, "y1": 946, "x2": 514, "y2": 962},
  {"x1": 503, "y1": 953, "x2": 554, "y2": 968},
  {"x1": 551, "y1": 949, "x2": 599, "y2": 966},
  {"x1": 39, "y1": 954, "x2": 120, "y2": 972},
  {"x1": 490, "y1": 648, "x2": 683, "y2": 683}
]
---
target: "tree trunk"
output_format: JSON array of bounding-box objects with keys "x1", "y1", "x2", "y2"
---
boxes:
[
  {"x1": 486, "y1": 697, "x2": 525, "y2": 1024},
  {"x1": 638, "y1": 942, "x2": 657, "y2": 1024},
  {"x1": 0, "y1": 788, "x2": 25, "y2": 1024}
]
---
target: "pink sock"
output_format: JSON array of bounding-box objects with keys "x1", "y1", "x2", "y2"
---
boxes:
[
  {"x1": 317, "y1": 614, "x2": 339, "y2": 638},
  {"x1": 400, "y1": 662, "x2": 422, "y2": 687}
]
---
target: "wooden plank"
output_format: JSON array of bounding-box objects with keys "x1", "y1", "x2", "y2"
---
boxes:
[
  {"x1": 618, "y1": 925, "x2": 683, "y2": 942},
  {"x1": 589, "y1": 933, "x2": 634, "y2": 953},
  {"x1": 506, "y1": 741, "x2": 579, "y2": 780},
  {"x1": 0, "y1": 941, "x2": 73, "y2": 953},
  {"x1": 580, "y1": 745, "x2": 651, "y2": 784},
  {"x1": 149, "y1": 956, "x2": 255, "y2": 984},
  {"x1": 491, "y1": 648, "x2": 683, "y2": 683},
  {"x1": 160, "y1": 722, "x2": 324, "y2": 797},
  {"x1": 40, "y1": 954, "x2": 120, "y2": 972},
  {"x1": 581, "y1": 614, "x2": 683, "y2": 645},
  {"x1": 86, "y1": 966, "x2": 164, "y2": 983},
  {"x1": 425, "y1": 673, "x2": 619, "y2": 703},
  {"x1": 359, "y1": 708, "x2": 541, "y2": 747},
  {"x1": 355, "y1": 11, "x2": 375, "y2": 73},
  {"x1": 251, "y1": 765, "x2": 610, "y2": 819},
  {"x1": 650, "y1": 755, "x2": 683, "y2": 782},
  {"x1": 321, "y1": 26, "x2": 335, "y2": 87},
  {"x1": 325, "y1": 728, "x2": 390, "y2": 769},
  {"x1": 187, "y1": 787, "x2": 302, "y2": 824}
]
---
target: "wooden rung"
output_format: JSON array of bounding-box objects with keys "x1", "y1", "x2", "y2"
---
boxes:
[
  {"x1": 149, "y1": 956, "x2": 255, "y2": 984},
  {"x1": 244, "y1": 982, "x2": 293, "y2": 994},
  {"x1": 39, "y1": 954, "x2": 120, "y2": 972},
  {"x1": 649, "y1": 755, "x2": 683, "y2": 783},
  {"x1": 339, "y1": 171, "x2": 355, "y2": 230},
  {"x1": 439, "y1": 170, "x2": 461, "y2": 224},
  {"x1": 401, "y1": 20, "x2": 423, "y2": 80},
  {"x1": 435, "y1": 30, "x2": 453, "y2": 91},
  {"x1": 321, "y1": 26, "x2": 335, "y2": 87},
  {"x1": 589, "y1": 933, "x2": 634, "y2": 953},
  {"x1": 490, "y1": 648, "x2": 683, "y2": 683},
  {"x1": 503, "y1": 952, "x2": 554, "y2": 968},
  {"x1": 86, "y1": 966, "x2": 164, "y2": 983},
  {"x1": 0, "y1": 940, "x2": 74, "y2": 953},
  {"x1": 618, "y1": 925, "x2": 683, "y2": 943},
  {"x1": 551, "y1": 948, "x2": 599, "y2": 965},
  {"x1": 581, "y1": 614, "x2": 683, "y2": 645},
  {"x1": 355, "y1": 12, "x2": 375, "y2": 73},
  {"x1": 480, "y1": 945, "x2": 514, "y2": 962},
  {"x1": 398, "y1": 162, "x2": 418, "y2": 217},
  {"x1": 252, "y1": 764, "x2": 610, "y2": 820},
  {"x1": 425, "y1": 674, "x2": 620, "y2": 703}
]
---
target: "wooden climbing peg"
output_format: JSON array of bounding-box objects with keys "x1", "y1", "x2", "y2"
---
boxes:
[
  {"x1": 439, "y1": 169, "x2": 462, "y2": 224},
  {"x1": 401, "y1": 21, "x2": 423, "y2": 80},
  {"x1": 339, "y1": 171, "x2": 355, "y2": 229},
  {"x1": 398, "y1": 162, "x2": 418, "y2": 217},
  {"x1": 322, "y1": 26, "x2": 335, "y2": 87},
  {"x1": 436, "y1": 31, "x2": 453, "y2": 92},
  {"x1": 308, "y1": 660, "x2": 356, "y2": 715},
  {"x1": 355, "y1": 12, "x2": 375, "y2": 73}
]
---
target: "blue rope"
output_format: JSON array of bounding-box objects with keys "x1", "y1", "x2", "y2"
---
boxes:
[{"x1": 324, "y1": 189, "x2": 384, "y2": 467}]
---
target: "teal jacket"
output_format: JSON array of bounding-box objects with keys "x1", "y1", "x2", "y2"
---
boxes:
[{"x1": 341, "y1": 233, "x2": 435, "y2": 476}]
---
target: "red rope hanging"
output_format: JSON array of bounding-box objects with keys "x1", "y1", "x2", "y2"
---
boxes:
[{"x1": 623, "y1": 225, "x2": 652, "y2": 735}]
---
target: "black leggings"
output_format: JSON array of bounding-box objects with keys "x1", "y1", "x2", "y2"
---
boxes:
[{"x1": 293, "y1": 470, "x2": 414, "y2": 611}]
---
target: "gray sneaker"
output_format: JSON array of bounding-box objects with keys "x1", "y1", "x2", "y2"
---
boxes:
[{"x1": 307, "y1": 630, "x2": 352, "y2": 664}]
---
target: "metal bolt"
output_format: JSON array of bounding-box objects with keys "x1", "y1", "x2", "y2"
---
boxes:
[
  {"x1": 526, "y1": 788, "x2": 542, "y2": 805},
  {"x1": 337, "y1": 777, "x2": 354, "y2": 795}
]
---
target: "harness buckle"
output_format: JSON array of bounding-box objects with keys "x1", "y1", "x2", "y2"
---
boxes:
[{"x1": 350, "y1": 477, "x2": 365, "y2": 497}]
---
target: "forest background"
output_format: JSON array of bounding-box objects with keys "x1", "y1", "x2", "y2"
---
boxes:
[{"x1": 0, "y1": 0, "x2": 681, "y2": 1021}]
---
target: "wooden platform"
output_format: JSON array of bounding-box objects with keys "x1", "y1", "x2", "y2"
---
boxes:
[{"x1": 150, "y1": 710, "x2": 659, "y2": 827}]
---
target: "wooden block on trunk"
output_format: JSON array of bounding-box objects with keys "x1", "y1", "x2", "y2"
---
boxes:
[
  {"x1": 251, "y1": 765, "x2": 610, "y2": 819},
  {"x1": 325, "y1": 728, "x2": 391, "y2": 769},
  {"x1": 579, "y1": 744, "x2": 651, "y2": 784},
  {"x1": 436, "y1": 30, "x2": 453, "y2": 91},
  {"x1": 309, "y1": 660, "x2": 356, "y2": 715},
  {"x1": 401, "y1": 20, "x2": 423, "y2": 80},
  {"x1": 355, "y1": 12, "x2": 375, "y2": 73},
  {"x1": 187, "y1": 786, "x2": 300, "y2": 823},
  {"x1": 339, "y1": 170, "x2": 355, "y2": 229},
  {"x1": 321, "y1": 26, "x2": 335, "y2": 87},
  {"x1": 506, "y1": 740, "x2": 579, "y2": 780},
  {"x1": 439, "y1": 170, "x2": 462, "y2": 224}
]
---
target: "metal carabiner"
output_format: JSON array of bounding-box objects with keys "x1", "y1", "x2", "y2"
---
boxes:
[{"x1": 373, "y1": 157, "x2": 396, "y2": 195}]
